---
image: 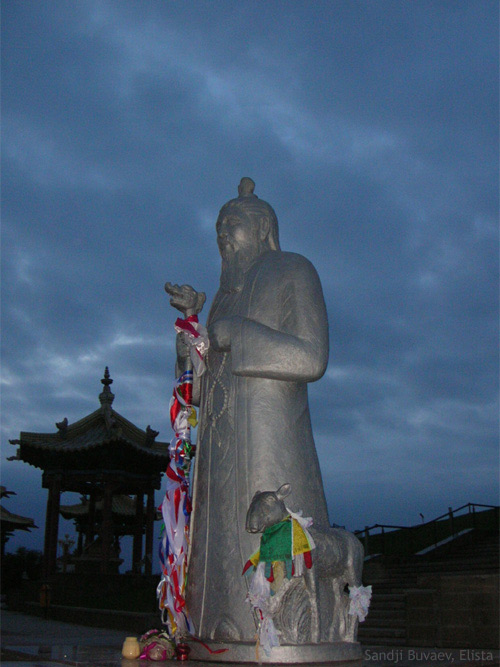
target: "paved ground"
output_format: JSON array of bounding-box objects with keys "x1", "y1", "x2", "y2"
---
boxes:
[
  {"x1": 1, "y1": 610, "x2": 498, "y2": 666},
  {"x1": 1, "y1": 610, "x2": 128, "y2": 666}
]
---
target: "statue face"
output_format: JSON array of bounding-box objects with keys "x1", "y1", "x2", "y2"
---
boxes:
[{"x1": 216, "y1": 208, "x2": 260, "y2": 261}]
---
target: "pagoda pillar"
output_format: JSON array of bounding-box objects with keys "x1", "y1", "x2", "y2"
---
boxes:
[
  {"x1": 145, "y1": 489, "x2": 155, "y2": 575},
  {"x1": 43, "y1": 488, "x2": 53, "y2": 577},
  {"x1": 86, "y1": 491, "x2": 96, "y2": 547},
  {"x1": 100, "y1": 485, "x2": 113, "y2": 574},
  {"x1": 133, "y1": 492, "x2": 144, "y2": 573},
  {"x1": 43, "y1": 476, "x2": 61, "y2": 577},
  {"x1": 77, "y1": 527, "x2": 84, "y2": 556}
]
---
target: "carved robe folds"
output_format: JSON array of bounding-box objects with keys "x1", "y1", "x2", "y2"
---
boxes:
[{"x1": 186, "y1": 249, "x2": 330, "y2": 642}]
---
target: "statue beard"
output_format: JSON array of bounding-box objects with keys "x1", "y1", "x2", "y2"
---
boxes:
[{"x1": 219, "y1": 246, "x2": 261, "y2": 293}]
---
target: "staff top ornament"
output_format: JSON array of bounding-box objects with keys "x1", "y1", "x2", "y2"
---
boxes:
[
  {"x1": 165, "y1": 283, "x2": 208, "y2": 377},
  {"x1": 165, "y1": 282, "x2": 206, "y2": 317}
]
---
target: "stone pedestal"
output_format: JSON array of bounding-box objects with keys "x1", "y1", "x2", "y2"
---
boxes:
[{"x1": 186, "y1": 639, "x2": 363, "y2": 664}]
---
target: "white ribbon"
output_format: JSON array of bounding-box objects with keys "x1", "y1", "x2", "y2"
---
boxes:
[
  {"x1": 174, "y1": 320, "x2": 209, "y2": 376},
  {"x1": 348, "y1": 584, "x2": 372, "y2": 622},
  {"x1": 159, "y1": 480, "x2": 190, "y2": 636},
  {"x1": 259, "y1": 615, "x2": 280, "y2": 656},
  {"x1": 247, "y1": 563, "x2": 279, "y2": 657}
]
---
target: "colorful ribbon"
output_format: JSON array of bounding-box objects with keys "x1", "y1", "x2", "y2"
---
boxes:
[
  {"x1": 157, "y1": 370, "x2": 194, "y2": 637},
  {"x1": 174, "y1": 315, "x2": 209, "y2": 376},
  {"x1": 157, "y1": 312, "x2": 208, "y2": 639}
]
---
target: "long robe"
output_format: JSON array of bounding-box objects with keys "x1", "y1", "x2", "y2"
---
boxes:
[{"x1": 186, "y1": 249, "x2": 330, "y2": 642}]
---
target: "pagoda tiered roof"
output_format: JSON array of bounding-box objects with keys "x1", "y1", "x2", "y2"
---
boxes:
[
  {"x1": 9, "y1": 368, "x2": 170, "y2": 478},
  {"x1": 0, "y1": 487, "x2": 37, "y2": 544},
  {"x1": 0, "y1": 504, "x2": 37, "y2": 531}
]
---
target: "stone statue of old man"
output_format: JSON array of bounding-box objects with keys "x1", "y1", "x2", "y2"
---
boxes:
[{"x1": 175, "y1": 178, "x2": 332, "y2": 643}]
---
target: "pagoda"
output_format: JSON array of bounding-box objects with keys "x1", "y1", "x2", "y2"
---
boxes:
[
  {"x1": 10, "y1": 368, "x2": 169, "y2": 576},
  {"x1": 59, "y1": 493, "x2": 160, "y2": 574},
  {"x1": 0, "y1": 486, "x2": 37, "y2": 557}
]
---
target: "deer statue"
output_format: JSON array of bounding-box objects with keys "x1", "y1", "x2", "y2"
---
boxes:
[{"x1": 245, "y1": 483, "x2": 365, "y2": 644}]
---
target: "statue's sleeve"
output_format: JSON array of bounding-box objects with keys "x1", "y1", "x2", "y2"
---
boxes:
[{"x1": 230, "y1": 256, "x2": 329, "y2": 382}]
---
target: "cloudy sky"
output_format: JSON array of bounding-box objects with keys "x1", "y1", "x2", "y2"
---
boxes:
[{"x1": 2, "y1": 1, "x2": 498, "y2": 558}]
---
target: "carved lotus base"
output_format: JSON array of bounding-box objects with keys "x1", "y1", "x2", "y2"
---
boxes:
[{"x1": 186, "y1": 639, "x2": 363, "y2": 664}]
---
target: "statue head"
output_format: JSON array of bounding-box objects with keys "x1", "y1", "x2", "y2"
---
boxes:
[
  {"x1": 217, "y1": 178, "x2": 281, "y2": 254},
  {"x1": 216, "y1": 178, "x2": 281, "y2": 292}
]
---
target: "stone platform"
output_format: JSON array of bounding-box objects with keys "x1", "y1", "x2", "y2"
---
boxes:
[
  {"x1": 186, "y1": 638, "x2": 362, "y2": 664},
  {"x1": 1, "y1": 610, "x2": 499, "y2": 666}
]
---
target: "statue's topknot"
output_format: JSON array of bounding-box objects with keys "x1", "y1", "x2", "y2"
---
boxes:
[{"x1": 238, "y1": 177, "x2": 256, "y2": 198}]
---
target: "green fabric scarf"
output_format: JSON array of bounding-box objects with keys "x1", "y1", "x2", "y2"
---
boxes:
[{"x1": 259, "y1": 519, "x2": 292, "y2": 562}]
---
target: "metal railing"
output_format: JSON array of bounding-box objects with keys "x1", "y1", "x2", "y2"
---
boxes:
[{"x1": 354, "y1": 502, "x2": 499, "y2": 558}]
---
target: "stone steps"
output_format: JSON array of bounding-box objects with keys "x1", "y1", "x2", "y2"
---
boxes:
[
  {"x1": 364, "y1": 608, "x2": 404, "y2": 621},
  {"x1": 358, "y1": 624, "x2": 407, "y2": 645},
  {"x1": 369, "y1": 592, "x2": 406, "y2": 608},
  {"x1": 362, "y1": 617, "x2": 406, "y2": 629},
  {"x1": 358, "y1": 592, "x2": 407, "y2": 645},
  {"x1": 358, "y1": 529, "x2": 499, "y2": 646},
  {"x1": 373, "y1": 558, "x2": 497, "y2": 578}
]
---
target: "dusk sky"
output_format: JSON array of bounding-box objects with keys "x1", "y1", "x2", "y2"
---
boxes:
[{"x1": 2, "y1": 1, "x2": 498, "y2": 560}]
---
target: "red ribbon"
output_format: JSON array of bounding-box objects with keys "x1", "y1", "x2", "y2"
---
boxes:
[
  {"x1": 175, "y1": 314, "x2": 201, "y2": 338},
  {"x1": 191, "y1": 637, "x2": 229, "y2": 654}
]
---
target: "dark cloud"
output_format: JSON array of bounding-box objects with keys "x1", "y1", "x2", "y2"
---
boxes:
[{"x1": 2, "y1": 1, "x2": 498, "y2": 557}]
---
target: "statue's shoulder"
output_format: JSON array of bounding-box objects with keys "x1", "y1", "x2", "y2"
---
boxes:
[{"x1": 257, "y1": 250, "x2": 318, "y2": 279}]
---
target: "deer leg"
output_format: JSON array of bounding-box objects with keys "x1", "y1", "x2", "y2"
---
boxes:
[
  {"x1": 328, "y1": 576, "x2": 348, "y2": 642},
  {"x1": 344, "y1": 564, "x2": 361, "y2": 643},
  {"x1": 304, "y1": 567, "x2": 320, "y2": 643}
]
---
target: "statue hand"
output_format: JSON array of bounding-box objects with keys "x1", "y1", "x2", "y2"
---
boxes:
[
  {"x1": 165, "y1": 282, "x2": 206, "y2": 317},
  {"x1": 209, "y1": 317, "x2": 239, "y2": 352}
]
